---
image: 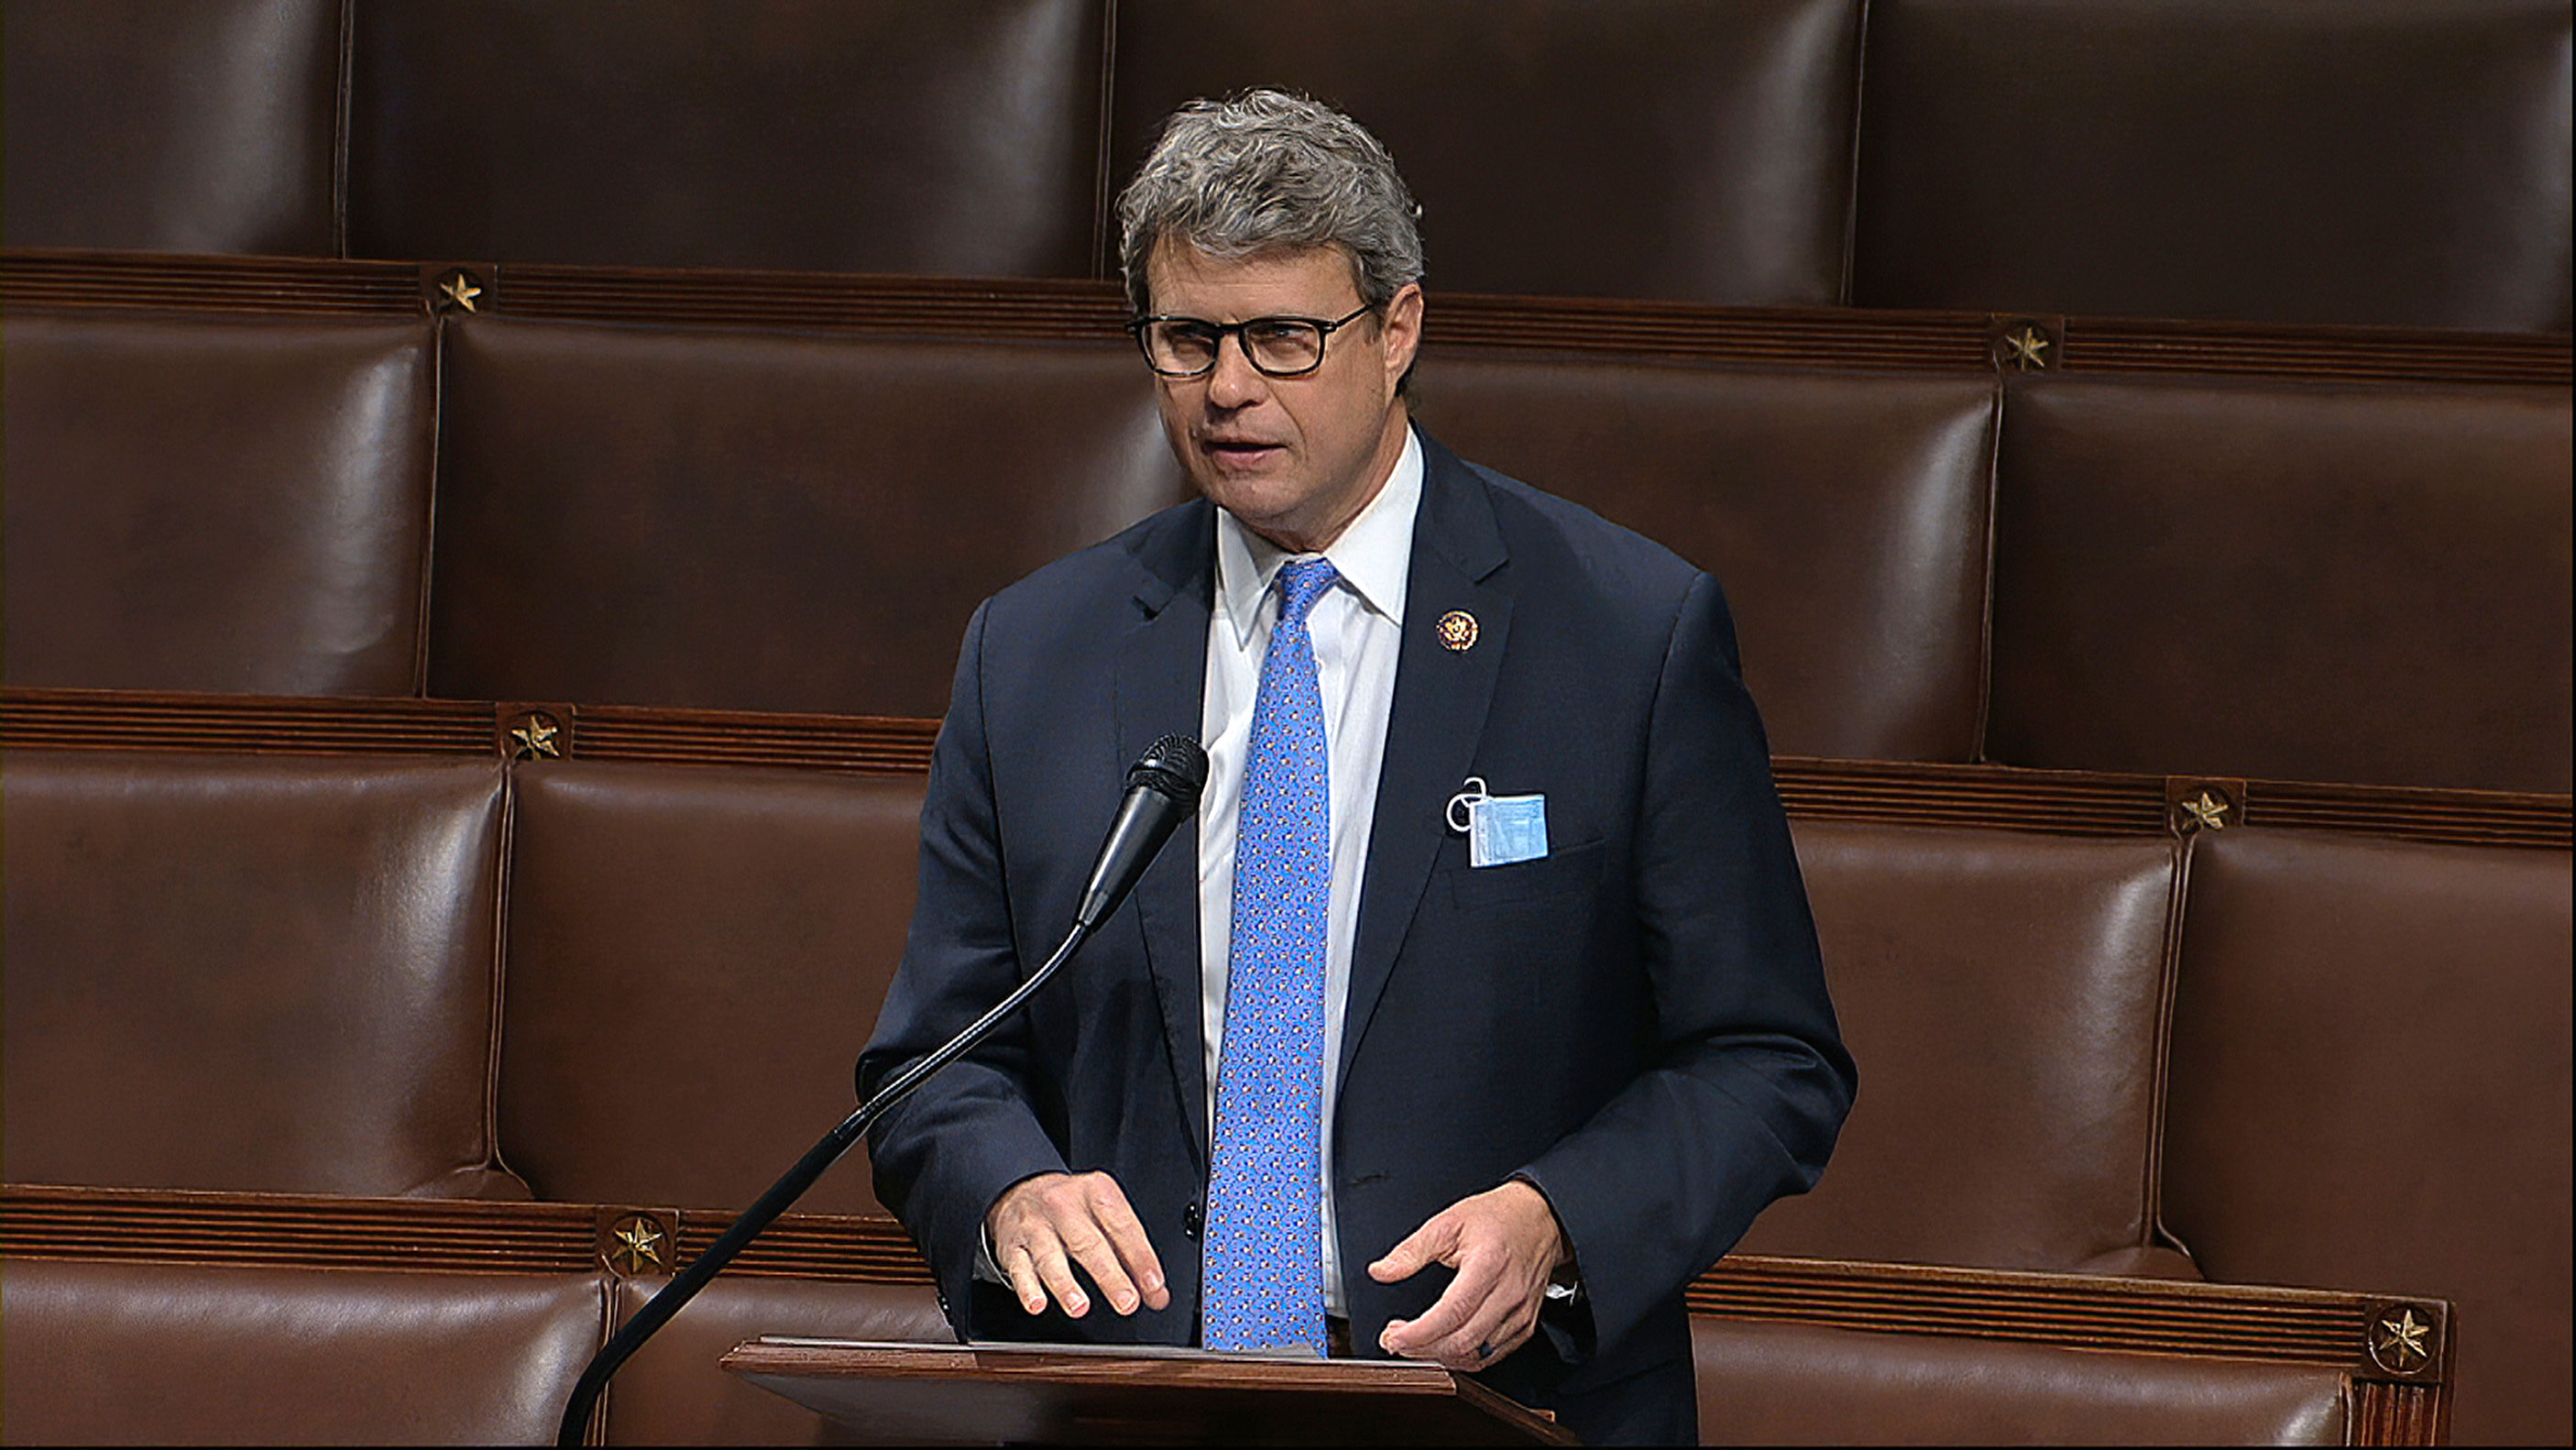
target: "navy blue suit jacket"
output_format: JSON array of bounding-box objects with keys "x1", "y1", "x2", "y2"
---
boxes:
[{"x1": 860, "y1": 433, "x2": 1853, "y2": 1438}]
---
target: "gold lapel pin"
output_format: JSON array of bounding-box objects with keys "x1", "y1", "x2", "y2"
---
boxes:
[{"x1": 1436, "y1": 610, "x2": 1479, "y2": 652}]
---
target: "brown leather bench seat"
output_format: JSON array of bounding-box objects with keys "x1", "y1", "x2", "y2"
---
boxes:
[
  {"x1": 2163, "y1": 829, "x2": 2573, "y2": 1445},
  {"x1": 1741, "y1": 823, "x2": 2190, "y2": 1277},
  {"x1": 0, "y1": 1237, "x2": 955, "y2": 1447},
  {"x1": 2, "y1": 0, "x2": 345, "y2": 257},
  {"x1": 2, "y1": 749, "x2": 522, "y2": 1199},
  {"x1": 0, "y1": 1257, "x2": 604, "y2": 1445},
  {"x1": 344, "y1": 0, "x2": 1106, "y2": 277},
  {"x1": 496, "y1": 761, "x2": 927, "y2": 1215},
  {"x1": 426, "y1": 319, "x2": 1188, "y2": 721},
  {"x1": 2, "y1": 312, "x2": 439, "y2": 697},
  {"x1": 1107, "y1": 0, "x2": 1862, "y2": 309},
  {"x1": 1690, "y1": 1316, "x2": 2353, "y2": 1445},
  {"x1": 1850, "y1": 0, "x2": 2575, "y2": 331},
  {"x1": 1985, "y1": 374, "x2": 2573, "y2": 794},
  {"x1": 604, "y1": 1276, "x2": 955, "y2": 1445},
  {"x1": 1412, "y1": 358, "x2": 1998, "y2": 764}
]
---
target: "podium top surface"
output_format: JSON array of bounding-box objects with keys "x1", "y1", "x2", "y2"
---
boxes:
[{"x1": 722, "y1": 1337, "x2": 1577, "y2": 1445}]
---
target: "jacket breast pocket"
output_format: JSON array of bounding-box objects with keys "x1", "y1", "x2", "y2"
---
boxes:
[{"x1": 1442, "y1": 836, "x2": 1607, "y2": 911}]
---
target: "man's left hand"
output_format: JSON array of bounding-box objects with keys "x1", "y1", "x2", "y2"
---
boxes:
[{"x1": 1367, "y1": 1179, "x2": 1569, "y2": 1369}]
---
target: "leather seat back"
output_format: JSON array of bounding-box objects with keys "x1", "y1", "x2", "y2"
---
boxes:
[
  {"x1": 1109, "y1": 0, "x2": 1863, "y2": 307},
  {"x1": 346, "y1": 0, "x2": 1105, "y2": 277},
  {"x1": 2, "y1": 751, "x2": 519, "y2": 1197},
  {"x1": 497, "y1": 761, "x2": 926, "y2": 1214},
  {"x1": 1418, "y1": 361, "x2": 1996, "y2": 763},
  {"x1": 428, "y1": 320, "x2": 1187, "y2": 718},
  {"x1": 603, "y1": 1277, "x2": 952, "y2": 1445},
  {"x1": 2, "y1": 0, "x2": 342, "y2": 255},
  {"x1": 0, "y1": 1258, "x2": 601, "y2": 1445},
  {"x1": 4, "y1": 313, "x2": 439, "y2": 697},
  {"x1": 1852, "y1": 0, "x2": 2575, "y2": 330},
  {"x1": 2162, "y1": 829, "x2": 2573, "y2": 1445},
  {"x1": 1736, "y1": 822, "x2": 2187, "y2": 1275},
  {"x1": 1690, "y1": 1316, "x2": 2350, "y2": 1445},
  {"x1": 1986, "y1": 376, "x2": 2573, "y2": 793}
]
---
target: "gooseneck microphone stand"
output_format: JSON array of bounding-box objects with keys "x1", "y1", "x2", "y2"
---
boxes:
[
  {"x1": 552, "y1": 919, "x2": 1096, "y2": 1445},
  {"x1": 554, "y1": 734, "x2": 1205, "y2": 1446}
]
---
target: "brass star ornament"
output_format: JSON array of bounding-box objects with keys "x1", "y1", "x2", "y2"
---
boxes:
[
  {"x1": 2002, "y1": 324, "x2": 2051, "y2": 371},
  {"x1": 2372, "y1": 1307, "x2": 2433, "y2": 1373},
  {"x1": 510, "y1": 715, "x2": 562, "y2": 760},
  {"x1": 608, "y1": 1215, "x2": 668, "y2": 1274}
]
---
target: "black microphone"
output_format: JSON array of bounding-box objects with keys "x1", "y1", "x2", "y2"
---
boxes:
[
  {"x1": 555, "y1": 735, "x2": 1205, "y2": 1446},
  {"x1": 1077, "y1": 733, "x2": 1209, "y2": 929}
]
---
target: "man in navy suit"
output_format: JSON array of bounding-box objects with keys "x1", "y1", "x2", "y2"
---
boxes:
[{"x1": 860, "y1": 90, "x2": 1853, "y2": 1444}]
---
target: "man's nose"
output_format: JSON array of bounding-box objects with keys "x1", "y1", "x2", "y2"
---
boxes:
[{"x1": 1205, "y1": 333, "x2": 1268, "y2": 408}]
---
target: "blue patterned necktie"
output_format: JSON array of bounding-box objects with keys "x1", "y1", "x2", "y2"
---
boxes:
[{"x1": 1202, "y1": 556, "x2": 1340, "y2": 1355}]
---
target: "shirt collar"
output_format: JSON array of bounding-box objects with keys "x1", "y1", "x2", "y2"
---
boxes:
[{"x1": 1215, "y1": 425, "x2": 1423, "y2": 649}]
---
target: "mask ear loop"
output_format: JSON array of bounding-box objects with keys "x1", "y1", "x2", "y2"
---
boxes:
[{"x1": 1445, "y1": 776, "x2": 1489, "y2": 834}]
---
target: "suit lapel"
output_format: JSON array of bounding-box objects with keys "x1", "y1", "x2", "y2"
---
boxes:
[
  {"x1": 1113, "y1": 500, "x2": 1218, "y2": 1170},
  {"x1": 1342, "y1": 437, "x2": 1511, "y2": 1085}
]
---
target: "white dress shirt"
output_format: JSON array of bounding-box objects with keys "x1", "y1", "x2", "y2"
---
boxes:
[{"x1": 1198, "y1": 426, "x2": 1423, "y2": 1317}]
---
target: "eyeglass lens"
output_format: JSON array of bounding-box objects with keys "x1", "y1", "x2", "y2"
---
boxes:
[{"x1": 1143, "y1": 318, "x2": 1326, "y2": 377}]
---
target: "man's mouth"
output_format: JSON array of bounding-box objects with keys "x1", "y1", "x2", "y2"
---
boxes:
[{"x1": 1201, "y1": 437, "x2": 1284, "y2": 464}]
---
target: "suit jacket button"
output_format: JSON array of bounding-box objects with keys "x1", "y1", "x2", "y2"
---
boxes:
[{"x1": 1183, "y1": 1203, "x2": 1202, "y2": 1239}]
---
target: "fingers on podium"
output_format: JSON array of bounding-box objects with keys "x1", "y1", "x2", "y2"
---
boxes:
[{"x1": 992, "y1": 1170, "x2": 1168, "y2": 1317}]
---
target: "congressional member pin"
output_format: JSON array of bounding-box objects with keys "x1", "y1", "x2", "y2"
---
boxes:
[{"x1": 1436, "y1": 610, "x2": 1479, "y2": 652}]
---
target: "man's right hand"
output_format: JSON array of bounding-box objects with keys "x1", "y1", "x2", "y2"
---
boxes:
[{"x1": 986, "y1": 1170, "x2": 1171, "y2": 1319}]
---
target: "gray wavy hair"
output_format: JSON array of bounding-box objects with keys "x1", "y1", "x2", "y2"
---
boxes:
[{"x1": 1117, "y1": 89, "x2": 1425, "y2": 317}]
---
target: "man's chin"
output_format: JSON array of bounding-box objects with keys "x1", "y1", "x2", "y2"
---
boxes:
[{"x1": 1193, "y1": 471, "x2": 1307, "y2": 522}]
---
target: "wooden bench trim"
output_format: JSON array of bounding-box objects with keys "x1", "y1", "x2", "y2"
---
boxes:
[
  {"x1": 8, "y1": 249, "x2": 2564, "y2": 388},
  {"x1": 9, "y1": 687, "x2": 2564, "y2": 851}
]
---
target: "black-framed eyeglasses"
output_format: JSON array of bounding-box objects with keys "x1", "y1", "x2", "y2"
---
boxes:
[{"x1": 1126, "y1": 303, "x2": 1377, "y2": 379}]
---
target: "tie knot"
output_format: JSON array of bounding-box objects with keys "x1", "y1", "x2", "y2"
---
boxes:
[{"x1": 1275, "y1": 558, "x2": 1340, "y2": 628}]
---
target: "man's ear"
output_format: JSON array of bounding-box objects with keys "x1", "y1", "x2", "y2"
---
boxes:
[{"x1": 1380, "y1": 282, "x2": 1425, "y2": 395}]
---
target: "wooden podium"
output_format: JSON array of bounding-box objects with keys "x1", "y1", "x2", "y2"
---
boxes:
[{"x1": 722, "y1": 1338, "x2": 1579, "y2": 1445}]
